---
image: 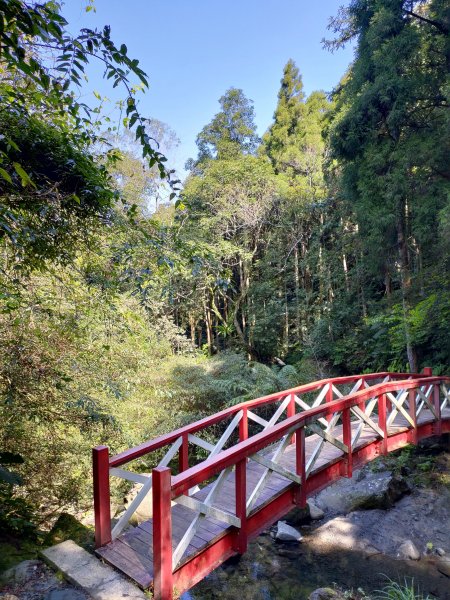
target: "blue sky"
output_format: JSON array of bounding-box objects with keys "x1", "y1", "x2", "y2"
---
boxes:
[{"x1": 63, "y1": 0, "x2": 355, "y2": 177}]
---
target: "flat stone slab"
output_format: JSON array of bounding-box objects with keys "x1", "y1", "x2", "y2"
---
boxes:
[{"x1": 41, "y1": 540, "x2": 147, "y2": 600}]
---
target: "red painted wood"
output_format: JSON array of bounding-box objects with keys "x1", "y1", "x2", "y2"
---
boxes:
[
  {"x1": 172, "y1": 532, "x2": 236, "y2": 594},
  {"x1": 326, "y1": 384, "x2": 333, "y2": 422},
  {"x1": 171, "y1": 377, "x2": 449, "y2": 497},
  {"x1": 234, "y1": 459, "x2": 247, "y2": 553},
  {"x1": 152, "y1": 467, "x2": 173, "y2": 600},
  {"x1": 93, "y1": 446, "x2": 112, "y2": 548},
  {"x1": 109, "y1": 372, "x2": 426, "y2": 467},
  {"x1": 179, "y1": 433, "x2": 189, "y2": 474},
  {"x1": 423, "y1": 367, "x2": 432, "y2": 376},
  {"x1": 378, "y1": 393, "x2": 388, "y2": 455},
  {"x1": 172, "y1": 416, "x2": 450, "y2": 595},
  {"x1": 287, "y1": 393, "x2": 296, "y2": 443},
  {"x1": 295, "y1": 427, "x2": 306, "y2": 507},
  {"x1": 239, "y1": 407, "x2": 248, "y2": 442},
  {"x1": 95, "y1": 371, "x2": 450, "y2": 598},
  {"x1": 341, "y1": 407, "x2": 352, "y2": 478}
]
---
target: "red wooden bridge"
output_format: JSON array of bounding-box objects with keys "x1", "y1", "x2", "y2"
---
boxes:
[{"x1": 92, "y1": 369, "x2": 450, "y2": 599}]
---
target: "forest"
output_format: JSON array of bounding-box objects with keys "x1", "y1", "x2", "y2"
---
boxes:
[{"x1": 0, "y1": 0, "x2": 449, "y2": 548}]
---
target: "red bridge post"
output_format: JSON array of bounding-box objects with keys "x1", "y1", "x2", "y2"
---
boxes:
[
  {"x1": 93, "y1": 445, "x2": 112, "y2": 548},
  {"x1": 326, "y1": 383, "x2": 333, "y2": 422},
  {"x1": 341, "y1": 407, "x2": 352, "y2": 478},
  {"x1": 378, "y1": 393, "x2": 388, "y2": 455},
  {"x1": 239, "y1": 407, "x2": 248, "y2": 442},
  {"x1": 179, "y1": 433, "x2": 189, "y2": 474},
  {"x1": 153, "y1": 466, "x2": 173, "y2": 600}
]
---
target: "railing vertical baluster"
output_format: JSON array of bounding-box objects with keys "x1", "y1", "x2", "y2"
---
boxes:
[
  {"x1": 433, "y1": 383, "x2": 442, "y2": 436},
  {"x1": 409, "y1": 389, "x2": 417, "y2": 444},
  {"x1": 153, "y1": 467, "x2": 173, "y2": 600},
  {"x1": 93, "y1": 445, "x2": 112, "y2": 548},
  {"x1": 239, "y1": 407, "x2": 248, "y2": 442},
  {"x1": 341, "y1": 408, "x2": 352, "y2": 478},
  {"x1": 179, "y1": 433, "x2": 189, "y2": 475},
  {"x1": 326, "y1": 383, "x2": 333, "y2": 423},
  {"x1": 288, "y1": 393, "x2": 295, "y2": 443},
  {"x1": 235, "y1": 459, "x2": 247, "y2": 553},
  {"x1": 378, "y1": 393, "x2": 388, "y2": 455},
  {"x1": 295, "y1": 426, "x2": 306, "y2": 507}
]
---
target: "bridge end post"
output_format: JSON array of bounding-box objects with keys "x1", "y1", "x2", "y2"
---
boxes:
[
  {"x1": 153, "y1": 466, "x2": 173, "y2": 600},
  {"x1": 423, "y1": 367, "x2": 432, "y2": 376},
  {"x1": 93, "y1": 445, "x2": 112, "y2": 548}
]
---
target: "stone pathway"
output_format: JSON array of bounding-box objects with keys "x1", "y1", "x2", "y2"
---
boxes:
[
  {"x1": 0, "y1": 559, "x2": 90, "y2": 600},
  {"x1": 0, "y1": 541, "x2": 147, "y2": 600},
  {"x1": 41, "y1": 541, "x2": 146, "y2": 600}
]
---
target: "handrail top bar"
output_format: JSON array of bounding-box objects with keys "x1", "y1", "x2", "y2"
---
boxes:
[
  {"x1": 107, "y1": 371, "x2": 432, "y2": 468},
  {"x1": 170, "y1": 376, "x2": 449, "y2": 497}
]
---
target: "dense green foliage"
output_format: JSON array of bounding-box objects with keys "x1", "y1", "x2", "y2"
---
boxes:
[{"x1": 0, "y1": 0, "x2": 448, "y2": 543}]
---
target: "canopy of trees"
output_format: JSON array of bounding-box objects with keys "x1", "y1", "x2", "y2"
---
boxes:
[{"x1": 0, "y1": 0, "x2": 448, "y2": 550}]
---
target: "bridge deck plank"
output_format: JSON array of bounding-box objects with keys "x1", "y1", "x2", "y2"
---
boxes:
[{"x1": 96, "y1": 408, "x2": 446, "y2": 589}]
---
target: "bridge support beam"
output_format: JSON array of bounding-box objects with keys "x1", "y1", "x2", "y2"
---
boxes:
[
  {"x1": 153, "y1": 467, "x2": 173, "y2": 600},
  {"x1": 93, "y1": 446, "x2": 112, "y2": 548}
]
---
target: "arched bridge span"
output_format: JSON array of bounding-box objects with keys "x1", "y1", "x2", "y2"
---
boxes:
[{"x1": 92, "y1": 370, "x2": 450, "y2": 599}]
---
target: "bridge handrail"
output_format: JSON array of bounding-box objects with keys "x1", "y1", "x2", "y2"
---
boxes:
[
  {"x1": 93, "y1": 369, "x2": 449, "y2": 598},
  {"x1": 169, "y1": 375, "x2": 449, "y2": 497},
  {"x1": 109, "y1": 371, "x2": 428, "y2": 468}
]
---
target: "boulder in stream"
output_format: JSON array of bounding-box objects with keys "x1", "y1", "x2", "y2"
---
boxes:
[
  {"x1": 309, "y1": 588, "x2": 343, "y2": 600},
  {"x1": 396, "y1": 539, "x2": 421, "y2": 560},
  {"x1": 314, "y1": 470, "x2": 410, "y2": 514},
  {"x1": 275, "y1": 521, "x2": 302, "y2": 542}
]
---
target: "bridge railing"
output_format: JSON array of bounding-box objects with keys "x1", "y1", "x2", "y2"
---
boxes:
[
  {"x1": 93, "y1": 370, "x2": 431, "y2": 547},
  {"x1": 150, "y1": 374, "x2": 449, "y2": 597}
]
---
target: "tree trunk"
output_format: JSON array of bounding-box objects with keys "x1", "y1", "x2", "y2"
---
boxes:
[
  {"x1": 294, "y1": 244, "x2": 301, "y2": 338},
  {"x1": 204, "y1": 304, "x2": 213, "y2": 355},
  {"x1": 397, "y1": 205, "x2": 417, "y2": 372},
  {"x1": 189, "y1": 314, "x2": 196, "y2": 344}
]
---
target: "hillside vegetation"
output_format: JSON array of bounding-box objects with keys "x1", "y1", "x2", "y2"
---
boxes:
[{"x1": 0, "y1": 0, "x2": 448, "y2": 543}]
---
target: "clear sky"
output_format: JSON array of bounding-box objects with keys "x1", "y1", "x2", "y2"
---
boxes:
[{"x1": 63, "y1": 0, "x2": 355, "y2": 177}]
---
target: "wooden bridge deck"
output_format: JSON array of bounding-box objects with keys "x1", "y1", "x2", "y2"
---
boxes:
[{"x1": 96, "y1": 407, "x2": 448, "y2": 589}]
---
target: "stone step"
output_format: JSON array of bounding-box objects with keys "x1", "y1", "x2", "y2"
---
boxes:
[{"x1": 41, "y1": 540, "x2": 147, "y2": 600}]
